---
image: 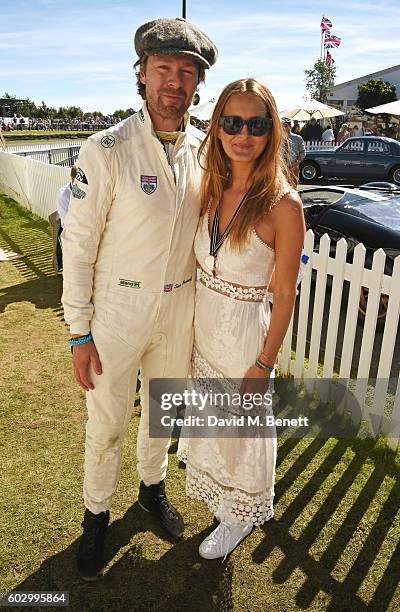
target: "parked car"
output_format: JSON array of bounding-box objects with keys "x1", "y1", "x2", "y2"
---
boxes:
[
  {"x1": 300, "y1": 137, "x2": 400, "y2": 185},
  {"x1": 299, "y1": 184, "x2": 400, "y2": 328}
]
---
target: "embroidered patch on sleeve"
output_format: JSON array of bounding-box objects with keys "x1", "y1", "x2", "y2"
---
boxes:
[
  {"x1": 100, "y1": 135, "x2": 115, "y2": 148},
  {"x1": 71, "y1": 183, "x2": 86, "y2": 199},
  {"x1": 75, "y1": 167, "x2": 88, "y2": 184}
]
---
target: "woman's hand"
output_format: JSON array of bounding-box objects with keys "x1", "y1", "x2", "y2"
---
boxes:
[{"x1": 239, "y1": 364, "x2": 270, "y2": 398}]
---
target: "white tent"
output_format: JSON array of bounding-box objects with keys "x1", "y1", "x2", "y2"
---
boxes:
[
  {"x1": 365, "y1": 100, "x2": 400, "y2": 116},
  {"x1": 279, "y1": 99, "x2": 345, "y2": 121},
  {"x1": 189, "y1": 99, "x2": 217, "y2": 121}
]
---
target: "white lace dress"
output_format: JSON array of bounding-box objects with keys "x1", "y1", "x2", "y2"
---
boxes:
[{"x1": 177, "y1": 203, "x2": 281, "y2": 526}]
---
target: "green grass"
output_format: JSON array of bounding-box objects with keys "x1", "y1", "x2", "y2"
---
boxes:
[
  {"x1": 0, "y1": 194, "x2": 400, "y2": 611},
  {"x1": 3, "y1": 130, "x2": 95, "y2": 137},
  {"x1": 4, "y1": 139, "x2": 87, "y2": 146}
]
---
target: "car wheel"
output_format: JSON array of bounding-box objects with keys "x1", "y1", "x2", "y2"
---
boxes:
[
  {"x1": 389, "y1": 166, "x2": 400, "y2": 186},
  {"x1": 300, "y1": 161, "x2": 320, "y2": 183},
  {"x1": 358, "y1": 287, "x2": 388, "y2": 332}
]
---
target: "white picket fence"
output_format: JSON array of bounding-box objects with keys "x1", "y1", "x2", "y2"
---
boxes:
[
  {"x1": 278, "y1": 231, "x2": 400, "y2": 450},
  {"x1": 0, "y1": 150, "x2": 69, "y2": 218},
  {"x1": 1, "y1": 150, "x2": 399, "y2": 448}
]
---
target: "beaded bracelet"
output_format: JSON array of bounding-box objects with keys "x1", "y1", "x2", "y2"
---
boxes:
[
  {"x1": 69, "y1": 333, "x2": 93, "y2": 348},
  {"x1": 255, "y1": 358, "x2": 275, "y2": 373}
]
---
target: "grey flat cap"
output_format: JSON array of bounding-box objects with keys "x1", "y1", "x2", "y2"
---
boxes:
[{"x1": 134, "y1": 17, "x2": 218, "y2": 69}]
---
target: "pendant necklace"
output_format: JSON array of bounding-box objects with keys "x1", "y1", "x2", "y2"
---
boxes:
[{"x1": 206, "y1": 189, "x2": 250, "y2": 276}]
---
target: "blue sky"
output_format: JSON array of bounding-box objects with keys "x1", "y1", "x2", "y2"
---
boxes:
[{"x1": 1, "y1": 0, "x2": 399, "y2": 114}]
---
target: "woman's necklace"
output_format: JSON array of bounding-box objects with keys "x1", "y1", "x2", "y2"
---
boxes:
[{"x1": 205, "y1": 189, "x2": 250, "y2": 276}]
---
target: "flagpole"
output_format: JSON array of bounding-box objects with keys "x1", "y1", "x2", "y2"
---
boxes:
[{"x1": 320, "y1": 15, "x2": 324, "y2": 60}]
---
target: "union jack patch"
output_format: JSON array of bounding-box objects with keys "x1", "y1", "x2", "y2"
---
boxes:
[
  {"x1": 141, "y1": 175, "x2": 157, "y2": 195},
  {"x1": 163, "y1": 284, "x2": 173, "y2": 293}
]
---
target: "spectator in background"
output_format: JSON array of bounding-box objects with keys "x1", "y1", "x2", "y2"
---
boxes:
[
  {"x1": 336, "y1": 123, "x2": 350, "y2": 145},
  {"x1": 321, "y1": 124, "x2": 335, "y2": 143},
  {"x1": 292, "y1": 120, "x2": 301, "y2": 134},
  {"x1": 55, "y1": 166, "x2": 77, "y2": 272},
  {"x1": 282, "y1": 118, "x2": 306, "y2": 188},
  {"x1": 354, "y1": 120, "x2": 369, "y2": 136},
  {"x1": 300, "y1": 117, "x2": 323, "y2": 142}
]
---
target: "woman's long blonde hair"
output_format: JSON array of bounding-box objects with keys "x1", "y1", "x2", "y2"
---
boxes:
[{"x1": 198, "y1": 78, "x2": 289, "y2": 249}]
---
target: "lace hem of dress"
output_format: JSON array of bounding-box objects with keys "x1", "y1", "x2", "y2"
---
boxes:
[
  {"x1": 200, "y1": 269, "x2": 267, "y2": 301},
  {"x1": 183, "y1": 462, "x2": 274, "y2": 525}
]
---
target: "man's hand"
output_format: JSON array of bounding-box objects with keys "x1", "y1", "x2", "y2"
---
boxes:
[{"x1": 72, "y1": 341, "x2": 102, "y2": 391}]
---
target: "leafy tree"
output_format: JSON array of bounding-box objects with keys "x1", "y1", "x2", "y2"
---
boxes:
[
  {"x1": 19, "y1": 98, "x2": 38, "y2": 117},
  {"x1": 356, "y1": 79, "x2": 397, "y2": 111},
  {"x1": 304, "y1": 59, "x2": 336, "y2": 103},
  {"x1": 113, "y1": 108, "x2": 135, "y2": 120},
  {"x1": 65, "y1": 106, "x2": 83, "y2": 119}
]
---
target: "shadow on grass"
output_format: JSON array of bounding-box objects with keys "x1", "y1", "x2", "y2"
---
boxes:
[
  {"x1": 0, "y1": 275, "x2": 63, "y2": 315},
  {"x1": 13, "y1": 503, "x2": 233, "y2": 612},
  {"x1": 250, "y1": 386, "x2": 400, "y2": 610},
  {"x1": 0, "y1": 194, "x2": 64, "y2": 319}
]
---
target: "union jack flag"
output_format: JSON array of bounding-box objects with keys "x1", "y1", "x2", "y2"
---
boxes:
[
  {"x1": 324, "y1": 35, "x2": 341, "y2": 48},
  {"x1": 326, "y1": 51, "x2": 335, "y2": 66},
  {"x1": 321, "y1": 16, "x2": 333, "y2": 28},
  {"x1": 321, "y1": 23, "x2": 331, "y2": 34}
]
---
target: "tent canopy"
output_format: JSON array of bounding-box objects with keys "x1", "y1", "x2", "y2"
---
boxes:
[
  {"x1": 365, "y1": 100, "x2": 400, "y2": 116},
  {"x1": 279, "y1": 99, "x2": 345, "y2": 121}
]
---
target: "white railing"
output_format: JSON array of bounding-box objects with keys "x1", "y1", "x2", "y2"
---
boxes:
[
  {"x1": 5, "y1": 140, "x2": 86, "y2": 153},
  {"x1": 278, "y1": 231, "x2": 400, "y2": 450},
  {"x1": 4, "y1": 141, "x2": 83, "y2": 167},
  {"x1": 305, "y1": 140, "x2": 338, "y2": 151},
  {"x1": 0, "y1": 150, "x2": 69, "y2": 219}
]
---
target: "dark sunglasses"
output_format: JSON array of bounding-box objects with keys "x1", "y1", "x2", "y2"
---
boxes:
[{"x1": 219, "y1": 115, "x2": 273, "y2": 136}]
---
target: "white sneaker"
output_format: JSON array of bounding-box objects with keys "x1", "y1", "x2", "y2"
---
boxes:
[{"x1": 199, "y1": 521, "x2": 253, "y2": 561}]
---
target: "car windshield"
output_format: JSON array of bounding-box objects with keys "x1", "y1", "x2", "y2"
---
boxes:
[
  {"x1": 342, "y1": 196, "x2": 400, "y2": 232},
  {"x1": 299, "y1": 189, "x2": 345, "y2": 207}
]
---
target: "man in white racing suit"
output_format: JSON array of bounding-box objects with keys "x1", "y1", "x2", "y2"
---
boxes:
[{"x1": 61, "y1": 17, "x2": 217, "y2": 581}]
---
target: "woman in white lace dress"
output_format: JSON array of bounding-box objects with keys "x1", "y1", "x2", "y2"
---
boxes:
[{"x1": 178, "y1": 78, "x2": 305, "y2": 559}]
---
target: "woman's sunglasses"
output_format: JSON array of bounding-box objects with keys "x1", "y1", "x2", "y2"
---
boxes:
[{"x1": 219, "y1": 115, "x2": 273, "y2": 136}]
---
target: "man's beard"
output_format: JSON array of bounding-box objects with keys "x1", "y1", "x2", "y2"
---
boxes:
[{"x1": 148, "y1": 88, "x2": 188, "y2": 120}]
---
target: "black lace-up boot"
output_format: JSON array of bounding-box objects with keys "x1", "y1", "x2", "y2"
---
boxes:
[
  {"x1": 77, "y1": 508, "x2": 110, "y2": 581},
  {"x1": 138, "y1": 480, "x2": 184, "y2": 540}
]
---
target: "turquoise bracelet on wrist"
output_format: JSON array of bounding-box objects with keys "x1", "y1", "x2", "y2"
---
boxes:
[
  {"x1": 255, "y1": 358, "x2": 275, "y2": 373},
  {"x1": 69, "y1": 333, "x2": 93, "y2": 348}
]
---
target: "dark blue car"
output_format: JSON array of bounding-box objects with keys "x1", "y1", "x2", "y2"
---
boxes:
[{"x1": 300, "y1": 136, "x2": 400, "y2": 185}]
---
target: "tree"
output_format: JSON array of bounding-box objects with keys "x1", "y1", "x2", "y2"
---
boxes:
[
  {"x1": 65, "y1": 106, "x2": 83, "y2": 119},
  {"x1": 113, "y1": 108, "x2": 135, "y2": 120},
  {"x1": 356, "y1": 79, "x2": 397, "y2": 111},
  {"x1": 304, "y1": 59, "x2": 336, "y2": 103},
  {"x1": 19, "y1": 98, "x2": 38, "y2": 117}
]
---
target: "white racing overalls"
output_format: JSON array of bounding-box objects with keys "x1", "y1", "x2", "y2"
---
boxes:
[{"x1": 62, "y1": 104, "x2": 203, "y2": 514}]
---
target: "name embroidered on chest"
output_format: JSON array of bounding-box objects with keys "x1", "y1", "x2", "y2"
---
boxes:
[
  {"x1": 141, "y1": 175, "x2": 158, "y2": 195},
  {"x1": 163, "y1": 277, "x2": 192, "y2": 292},
  {"x1": 118, "y1": 278, "x2": 141, "y2": 289}
]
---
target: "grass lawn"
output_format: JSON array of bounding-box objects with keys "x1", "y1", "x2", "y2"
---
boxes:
[
  {"x1": 3, "y1": 130, "x2": 95, "y2": 137},
  {"x1": 4, "y1": 139, "x2": 87, "y2": 146},
  {"x1": 0, "y1": 194, "x2": 399, "y2": 611}
]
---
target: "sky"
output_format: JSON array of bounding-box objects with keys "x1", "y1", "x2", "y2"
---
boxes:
[{"x1": 1, "y1": 0, "x2": 399, "y2": 115}]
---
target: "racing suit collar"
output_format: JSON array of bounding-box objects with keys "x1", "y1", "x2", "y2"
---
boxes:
[{"x1": 139, "y1": 102, "x2": 190, "y2": 138}]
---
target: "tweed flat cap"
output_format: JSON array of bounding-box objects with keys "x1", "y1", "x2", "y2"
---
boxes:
[{"x1": 134, "y1": 17, "x2": 218, "y2": 69}]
